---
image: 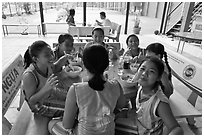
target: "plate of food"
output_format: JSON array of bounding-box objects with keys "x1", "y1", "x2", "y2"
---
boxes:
[{"x1": 119, "y1": 73, "x2": 137, "y2": 88}]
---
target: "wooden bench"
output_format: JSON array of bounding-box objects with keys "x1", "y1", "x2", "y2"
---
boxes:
[
  {"x1": 53, "y1": 42, "x2": 121, "y2": 53},
  {"x1": 68, "y1": 26, "x2": 111, "y2": 42},
  {"x1": 2, "y1": 54, "x2": 50, "y2": 135}
]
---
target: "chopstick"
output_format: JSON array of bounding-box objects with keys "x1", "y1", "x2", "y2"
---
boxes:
[
  {"x1": 131, "y1": 73, "x2": 138, "y2": 83},
  {"x1": 64, "y1": 51, "x2": 74, "y2": 71}
]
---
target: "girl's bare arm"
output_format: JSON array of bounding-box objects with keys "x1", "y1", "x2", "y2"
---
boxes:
[
  {"x1": 63, "y1": 85, "x2": 78, "y2": 129},
  {"x1": 157, "y1": 102, "x2": 184, "y2": 135},
  {"x1": 24, "y1": 73, "x2": 58, "y2": 105}
]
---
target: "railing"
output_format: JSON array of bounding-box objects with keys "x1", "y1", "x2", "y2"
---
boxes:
[
  {"x1": 165, "y1": 2, "x2": 183, "y2": 33},
  {"x1": 2, "y1": 24, "x2": 41, "y2": 36},
  {"x1": 188, "y1": 2, "x2": 202, "y2": 31}
]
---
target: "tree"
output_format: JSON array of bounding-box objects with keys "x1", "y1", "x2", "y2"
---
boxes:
[{"x1": 23, "y1": 2, "x2": 32, "y2": 14}]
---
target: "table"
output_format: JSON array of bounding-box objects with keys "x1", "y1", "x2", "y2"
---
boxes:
[
  {"x1": 46, "y1": 57, "x2": 138, "y2": 109},
  {"x1": 173, "y1": 32, "x2": 202, "y2": 53},
  {"x1": 104, "y1": 60, "x2": 138, "y2": 99}
]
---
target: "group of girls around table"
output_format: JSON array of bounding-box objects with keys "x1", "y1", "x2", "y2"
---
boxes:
[{"x1": 22, "y1": 27, "x2": 183, "y2": 135}]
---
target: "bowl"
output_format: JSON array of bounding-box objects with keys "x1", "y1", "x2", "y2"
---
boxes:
[
  {"x1": 64, "y1": 65, "x2": 82, "y2": 78},
  {"x1": 119, "y1": 74, "x2": 137, "y2": 88},
  {"x1": 69, "y1": 57, "x2": 82, "y2": 66}
]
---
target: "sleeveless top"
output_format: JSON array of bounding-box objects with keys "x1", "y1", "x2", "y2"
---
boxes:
[
  {"x1": 73, "y1": 80, "x2": 122, "y2": 134},
  {"x1": 134, "y1": 85, "x2": 169, "y2": 134},
  {"x1": 22, "y1": 64, "x2": 53, "y2": 112},
  {"x1": 124, "y1": 47, "x2": 145, "y2": 58}
]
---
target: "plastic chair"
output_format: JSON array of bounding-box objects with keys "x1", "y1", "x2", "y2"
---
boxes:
[{"x1": 106, "y1": 22, "x2": 121, "y2": 42}]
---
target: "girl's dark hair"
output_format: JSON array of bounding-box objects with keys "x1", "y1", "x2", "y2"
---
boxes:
[
  {"x1": 139, "y1": 56, "x2": 165, "y2": 91},
  {"x1": 69, "y1": 9, "x2": 75, "y2": 16},
  {"x1": 146, "y1": 43, "x2": 172, "y2": 80},
  {"x1": 58, "y1": 33, "x2": 74, "y2": 44},
  {"x1": 92, "y1": 27, "x2": 104, "y2": 35},
  {"x1": 126, "y1": 34, "x2": 140, "y2": 45},
  {"x1": 24, "y1": 40, "x2": 49, "y2": 69},
  {"x1": 82, "y1": 45, "x2": 109, "y2": 91}
]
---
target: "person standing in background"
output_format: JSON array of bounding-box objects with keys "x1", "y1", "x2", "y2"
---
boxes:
[{"x1": 66, "y1": 9, "x2": 76, "y2": 26}]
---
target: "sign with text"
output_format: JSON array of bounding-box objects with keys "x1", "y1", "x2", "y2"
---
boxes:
[{"x1": 2, "y1": 54, "x2": 24, "y2": 115}]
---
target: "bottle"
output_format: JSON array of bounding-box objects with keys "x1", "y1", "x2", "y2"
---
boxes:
[
  {"x1": 123, "y1": 56, "x2": 131, "y2": 69},
  {"x1": 123, "y1": 56, "x2": 133, "y2": 74}
]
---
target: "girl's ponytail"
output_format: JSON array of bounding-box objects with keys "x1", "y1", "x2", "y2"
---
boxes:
[
  {"x1": 23, "y1": 47, "x2": 32, "y2": 69},
  {"x1": 88, "y1": 73, "x2": 106, "y2": 91},
  {"x1": 83, "y1": 45, "x2": 109, "y2": 91},
  {"x1": 163, "y1": 51, "x2": 172, "y2": 81},
  {"x1": 23, "y1": 40, "x2": 50, "y2": 69}
]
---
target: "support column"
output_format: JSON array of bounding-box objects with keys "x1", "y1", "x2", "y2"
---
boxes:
[
  {"x1": 124, "y1": 2, "x2": 130, "y2": 34},
  {"x1": 83, "y1": 2, "x2": 86, "y2": 26},
  {"x1": 160, "y1": 2, "x2": 168, "y2": 34},
  {"x1": 8, "y1": 2, "x2": 12, "y2": 17},
  {"x1": 39, "y1": 2, "x2": 46, "y2": 36},
  {"x1": 180, "y1": 2, "x2": 195, "y2": 32}
]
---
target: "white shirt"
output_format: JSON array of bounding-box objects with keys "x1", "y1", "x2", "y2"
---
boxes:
[{"x1": 101, "y1": 18, "x2": 112, "y2": 28}]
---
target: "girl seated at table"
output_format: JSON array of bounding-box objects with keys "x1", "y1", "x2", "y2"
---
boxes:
[
  {"x1": 145, "y1": 42, "x2": 173, "y2": 98},
  {"x1": 48, "y1": 45, "x2": 127, "y2": 135},
  {"x1": 84, "y1": 27, "x2": 122, "y2": 60},
  {"x1": 122, "y1": 34, "x2": 145, "y2": 63},
  {"x1": 23, "y1": 40, "x2": 72, "y2": 118},
  {"x1": 54, "y1": 33, "x2": 82, "y2": 68},
  {"x1": 115, "y1": 56, "x2": 183, "y2": 135},
  {"x1": 84, "y1": 27, "x2": 109, "y2": 49}
]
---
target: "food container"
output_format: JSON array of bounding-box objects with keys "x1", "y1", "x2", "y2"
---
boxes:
[{"x1": 64, "y1": 65, "x2": 82, "y2": 78}]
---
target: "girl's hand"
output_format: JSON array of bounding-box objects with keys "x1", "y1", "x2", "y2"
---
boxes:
[
  {"x1": 44, "y1": 74, "x2": 58, "y2": 92},
  {"x1": 132, "y1": 56, "x2": 138, "y2": 62},
  {"x1": 118, "y1": 48, "x2": 124, "y2": 56},
  {"x1": 59, "y1": 54, "x2": 74, "y2": 66},
  {"x1": 137, "y1": 52, "x2": 145, "y2": 62}
]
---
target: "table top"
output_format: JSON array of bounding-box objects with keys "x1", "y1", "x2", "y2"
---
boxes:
[{"x1": 56, "y1": 59, "x2": 138, "y2": 99}]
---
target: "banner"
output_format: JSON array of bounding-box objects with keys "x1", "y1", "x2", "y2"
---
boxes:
[{"x1": 2, "y1": 54, "x2": 24, "y2": 115}]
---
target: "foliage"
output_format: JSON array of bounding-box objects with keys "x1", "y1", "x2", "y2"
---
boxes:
[{"x1": 133, "y1": 14, "x2": 140, "y2": 28}]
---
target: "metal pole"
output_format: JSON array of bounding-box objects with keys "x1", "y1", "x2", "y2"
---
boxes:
[
  {"x1": 83, "y1": 2, "x2": 86, "y2": 26},
  {"x1": 39, "y1": 2, "x2": 45, "y2": 36},
  {"x1": 124, "y1": 2, "x2": 130, "y2": 34},
  {"x1": 160, "y1": 2, "x2": 168, "y2": 34},
  {"x1": 163, "y1": 2, "x2": 171, "y2": 34},
  {"x1": 15, "y1": 2, "x2": 18, "y2": 14},
  {"x1": 8, "y1": 2, "x2": 12, "y2": 17}
]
